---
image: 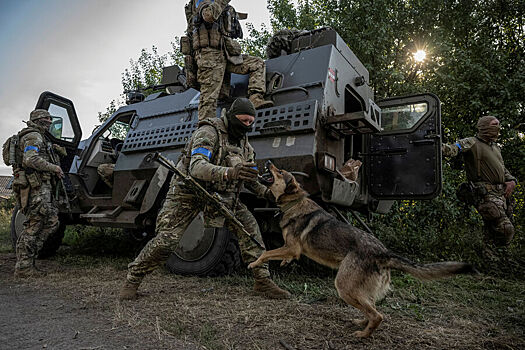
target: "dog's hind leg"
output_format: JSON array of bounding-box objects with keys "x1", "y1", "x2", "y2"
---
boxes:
[{"x1": 335, "y1": 256, "x2": 384, "y2": 338}]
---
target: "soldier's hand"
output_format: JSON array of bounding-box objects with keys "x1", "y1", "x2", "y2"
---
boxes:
[
  {"x1": 504, "y1": 181, "x2": 516, "y2": 197},
  {"x1": 228, "y1": 163, "x2": 258, "y2": 182},
  {"x1": 54, "y1": 165, "x2": 64, "y2": 179}
]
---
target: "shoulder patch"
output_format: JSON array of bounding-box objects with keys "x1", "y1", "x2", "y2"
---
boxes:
[
  {"x1": 191, "y1": 147, "x2": 212, "y2": 160},
  {"x1": 24, "y1": 145, "x2": 39, "y2": 153}
]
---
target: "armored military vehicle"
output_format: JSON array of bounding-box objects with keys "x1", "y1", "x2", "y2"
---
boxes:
[{"x1": 10, "y1": 28, "x2": 442, "y2": 275}]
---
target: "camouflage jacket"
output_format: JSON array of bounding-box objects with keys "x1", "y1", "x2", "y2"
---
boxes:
[
  {"x1": 180, "y1": 109, "x2": 267, "y2": 197},
  {"x1": 442, "y1": 136, "x2": 516, "y2": 185},
  {"x1": 18, "y1": 121, "x2": 60, "y2": 175}
]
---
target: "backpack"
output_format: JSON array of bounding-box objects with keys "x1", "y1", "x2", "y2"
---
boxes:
[
  {"x1": 2, "y1": 128, "x2": 38, "y2": 167},
  {"x1": 2, "y1": 135, "x2": 18, "y2": 167}
]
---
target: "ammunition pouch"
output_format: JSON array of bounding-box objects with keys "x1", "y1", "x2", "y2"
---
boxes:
[
  {"x1": 193, "y1": 23, "x2": 222, "y2": 51},
  {"x1": 456, "y1": 181, "x2": 487, "y2": 206},
  {"x1": 26, "y1": 169, "x2": 41, "y2": 189},
  {"x1": 180, "y1": 36, "x2": 192, "y2": 55},
  {"x1": 223, "y1": 37, "x2": 241, "y2": 57},
  {"x1": 13, "y1": 170, "x2": 28, "y2": 189}
]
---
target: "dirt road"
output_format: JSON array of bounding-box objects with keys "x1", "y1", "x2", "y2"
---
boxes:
[{"x1": 1, "y1": 252, "x2": 523, "y2": 350}]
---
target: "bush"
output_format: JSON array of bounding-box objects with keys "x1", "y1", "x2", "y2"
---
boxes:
[{"x1": 0, "y1": 197, "x2": 16, "y2": 253}]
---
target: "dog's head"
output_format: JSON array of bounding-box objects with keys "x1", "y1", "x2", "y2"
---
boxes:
[{"x1": 259, "y1": 161, "x2": 307, "y2": 203}]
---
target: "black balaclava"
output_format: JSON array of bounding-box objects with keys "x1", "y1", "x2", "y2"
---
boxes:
[
  {"x1": 477, "y1": 115, "x2": 500, "y2": 143},
  {"x1": 226, "y1": 98, "x2": 256, "y2": 143}
]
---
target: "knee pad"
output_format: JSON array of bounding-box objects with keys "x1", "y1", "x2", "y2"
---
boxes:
[{"x1": 477, "y1": 201, "x2": 502, "y2": 221}]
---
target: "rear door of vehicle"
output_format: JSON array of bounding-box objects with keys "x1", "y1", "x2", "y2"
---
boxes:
[{"x1": 368, "y1": 93, "x2": 441, "y2": 200}]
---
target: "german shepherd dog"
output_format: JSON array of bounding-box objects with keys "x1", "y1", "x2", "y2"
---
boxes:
[{"x1": 248, "y1": 162, "x2": 477, "y2": 338}]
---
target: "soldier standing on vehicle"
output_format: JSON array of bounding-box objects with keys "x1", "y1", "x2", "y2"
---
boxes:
[
  {"x1": 120, "y1": 98, "x2": 290, "y2": 300},
  {"x1": 8, "y1": 109, "x2": 65, "y2": 278},
  {"x1": 442, "y1": 116, "x2": 518, "y2": 249},
  {"x1": 182, "y1": 0, "x2": 273, "y2": 122}
]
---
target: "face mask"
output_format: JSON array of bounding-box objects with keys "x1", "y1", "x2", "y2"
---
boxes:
[
  {"x1": 38, "y1": 119, "x2": 53, "y2": 131},
  {"x1": 228, "y1": 115, "x2": 253, "y2": 141},
  {"x1": 477, "y1": 116, "x2": 500, "y2": 142}
]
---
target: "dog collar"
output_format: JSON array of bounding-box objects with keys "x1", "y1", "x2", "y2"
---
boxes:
[{"x1": 278, "y1": 198, "x2": 304, "y2": 214}]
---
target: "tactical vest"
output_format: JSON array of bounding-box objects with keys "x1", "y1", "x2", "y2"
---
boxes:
[
  {"x1": 187, "y1": 1, "x2": 243, "y2": 52},
  {"x1": 178, "y1": 116, "x2": 255, "y2": 193}
]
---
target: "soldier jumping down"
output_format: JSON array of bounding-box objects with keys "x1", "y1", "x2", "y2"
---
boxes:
[{"x1": 182, "y1": 0, "x2": 273, "y2": 122}]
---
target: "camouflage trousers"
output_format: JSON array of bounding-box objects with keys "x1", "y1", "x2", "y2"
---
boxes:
[
  {"x1": 127, "y1": 178, "x2": 270, "y2": 284},
  {"x1": 15, "y1": 180, "x2": 59, "y2": 270},
  {"x1": 475, "y1": 190, "x2": 515, "y2": 247},
  {"x1": 195, "y1": 47, "x2": 267, "y2": 121}
]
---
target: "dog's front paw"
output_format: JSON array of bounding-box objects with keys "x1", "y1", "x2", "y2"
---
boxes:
[
  {"x1": 352, "y1": 330, "x2": 371, "y2": 338},
  {"x1": 247, "y1": 262, "x2": 258, "y2": 269}
]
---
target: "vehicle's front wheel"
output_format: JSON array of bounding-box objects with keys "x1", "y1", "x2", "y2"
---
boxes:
[
  {"x1": 165, "y1": 212, "x2": 242, "y2": 277},
  {"x1": 10, "y1": 205, "x2": 66, "y2": 258}
]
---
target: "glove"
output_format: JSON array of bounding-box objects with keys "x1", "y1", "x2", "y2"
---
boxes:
[
  {"x1": 227, "y1": 163, "x2": 258, "y2": 182},
  {"x1": 52, "y1": 144, "x2": 67, "y2": 157}
]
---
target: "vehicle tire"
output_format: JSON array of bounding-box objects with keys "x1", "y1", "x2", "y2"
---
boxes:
[
  {"x1": 10, "y1": 204, "x2": 66, "y2": 258},
  {"x1": 165, "y1": 213, "x2": 242, "y2": 277}
]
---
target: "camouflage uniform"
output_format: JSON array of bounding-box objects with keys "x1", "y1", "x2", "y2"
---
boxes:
[
  {"x1": 266, "y1": 28, "x2": 308, "y2": 59},
  {"x1": 127, "y1": 108, "x2": 271, "y2": 285},
  {"x1": 12, "y1": 110, "x2": 62, "y2": 272},
  {"x1": 442, "y1": 120, "x2": 518, "y2": 246},
  {"x1": 183, "y1": 0, "x2": 272, "y2": 121}
]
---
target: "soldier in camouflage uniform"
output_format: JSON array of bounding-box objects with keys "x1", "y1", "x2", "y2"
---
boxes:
[
  {"x1": 442, "y1": 116, "x2": 518, "y2": 247},
  {"x1": 11, "y1": 109, "x2": 65, "y2": 278},
  {"x1": 119, "y1": 98, "x2": 290, "y2": 300},
  {"x1": 183, "y1": 0, "x2": 273, "y2": 122}
]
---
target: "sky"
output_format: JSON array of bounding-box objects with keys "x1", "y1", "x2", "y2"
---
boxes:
[{"x1": 0, "y1": 0, "x2": 272, "y2": 175}]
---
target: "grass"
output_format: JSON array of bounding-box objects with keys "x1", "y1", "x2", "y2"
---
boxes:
[{"x1": 0, "y1": 200, "x2": 14, "y2": 253}]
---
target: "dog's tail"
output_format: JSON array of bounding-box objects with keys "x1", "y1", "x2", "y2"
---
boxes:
[{"x1": 385, "y1": 253, "x2": 478, "y2": 280}]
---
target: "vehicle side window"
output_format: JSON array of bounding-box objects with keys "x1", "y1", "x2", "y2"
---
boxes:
[
  {"x1": 48, "y1": 103, "x2": 76, "y2": 142},
  {"x1": 108, "y1": 120, "x2": 130, "y2": 140},
  {"x1": 381, "y1": 102, "x2": 428, "y2": 132}
]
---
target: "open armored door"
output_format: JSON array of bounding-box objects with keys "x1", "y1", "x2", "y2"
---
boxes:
[
  {"x1": 368, "y1": 93, "x2": 442, "y2": 200},
  {"x1": 35, "y1": 91, "x2": 82, "y2": 148}
]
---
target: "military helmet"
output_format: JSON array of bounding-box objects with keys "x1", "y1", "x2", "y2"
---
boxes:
[{"x1": 30, "y1": 109, "x2": 51, "y2": 122}]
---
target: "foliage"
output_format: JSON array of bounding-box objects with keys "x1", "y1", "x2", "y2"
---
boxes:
[
  {"x1": 0, "y1": 198, "x2": 15, "y2": 253},
  {"x1": 257, "y1": 0, "x2": 525, "y2": 269}
]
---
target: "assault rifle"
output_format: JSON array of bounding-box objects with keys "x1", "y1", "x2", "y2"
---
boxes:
[
  {"x1": 153, "y1": 152, "x2": 265, "y2": 250},
  {"x1": 47, "y1": 142, "x2": 71, "y2": 213}
]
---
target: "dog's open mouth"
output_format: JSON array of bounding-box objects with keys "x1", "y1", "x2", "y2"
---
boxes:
[
  {"x1": 258, "y1": 161, "x2": 274, "y2": 185},
  {"x1": 258, "y1": 171, "x2": 274, "y2": 185}
]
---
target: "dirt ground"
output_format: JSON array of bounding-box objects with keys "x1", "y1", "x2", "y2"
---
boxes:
[{"x1": 0, "y1": 252, "x2": 524, "y2": 350}]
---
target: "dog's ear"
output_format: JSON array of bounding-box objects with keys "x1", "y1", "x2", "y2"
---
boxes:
[{"x1": 284, "y1": 173, "x2": 299, "y2": 194}]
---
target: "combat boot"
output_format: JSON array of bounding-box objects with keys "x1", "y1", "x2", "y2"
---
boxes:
[
  {"x1": 249, "y1": 94, "x2": 274, "y2": 110},
  {"x1": 253, "y1": 277, "x2": 291, "y2": 299},
  {"x1": 119, "y1": 280, "x2": 140, "y2": 301}
]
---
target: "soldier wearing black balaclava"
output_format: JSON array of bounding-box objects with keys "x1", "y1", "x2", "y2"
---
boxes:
[
  {"x1": 120, "y1": 98, "x2": 290, "y2": 301},
  {"x1": 442, "y1": 116, "x2": 518, "y2": 248}
]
